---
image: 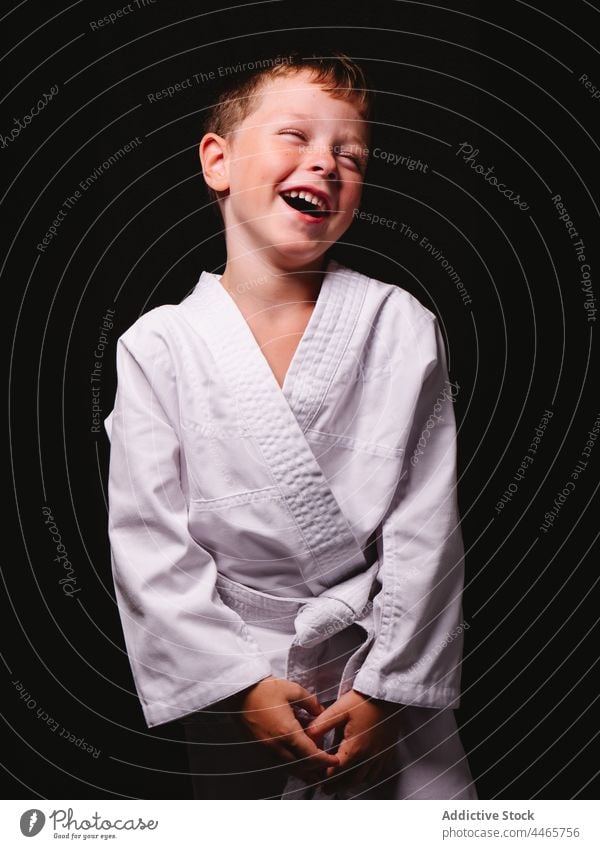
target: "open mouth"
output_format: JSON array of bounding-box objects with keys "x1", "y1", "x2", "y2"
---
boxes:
[{"x1": 279, "y1": 190, "x2": 331, "y2": 219}]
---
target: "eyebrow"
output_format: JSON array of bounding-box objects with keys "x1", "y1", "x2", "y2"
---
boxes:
[{"x1": 275, "y1": 112, "x2": 368, "y2": 148}]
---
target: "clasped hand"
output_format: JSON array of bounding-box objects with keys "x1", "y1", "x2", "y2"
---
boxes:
[
  {"x1": 226, "y1": 676, "x2": 338, "y2": 782},
  {"x1": 304, "y1": 688, "x2": 403, "y2": 794},
  {"x1": 230, "y1": 677, "x2": 402, "y2": 793}
]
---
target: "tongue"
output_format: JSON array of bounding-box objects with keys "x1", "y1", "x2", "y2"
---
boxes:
[{"x1": 282, "y1": 194, "x2": 323, "y2": 217}]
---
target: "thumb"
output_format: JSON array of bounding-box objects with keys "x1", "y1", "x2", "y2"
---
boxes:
[
  {"x1": 286, "y1": 683, "x2": 325, "y2": 718},
  {"x1": 305, "y1": 704, "x2": 349, "y2": 741}
]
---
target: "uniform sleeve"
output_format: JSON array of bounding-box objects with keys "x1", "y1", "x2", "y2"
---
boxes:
[
  {"x1": 352, "y1": 315, "x2": 467, "y2": 710},
  {"x1": 106, "y1": 324, "x2": 272, "y2": 728}
]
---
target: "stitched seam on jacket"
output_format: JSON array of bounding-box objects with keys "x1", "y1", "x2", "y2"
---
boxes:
[
  {"x1": 303, "y1": 268, "x2": 369, "y2": 432},
  {"x1": 190, "y1": 485, "x2": 281, "y2": 510},
  {"x1": 288, "y1": 260, "x2": 346, "y2": 425},
  {"x1": 305, "y1": 428, "x2": 404, "y2": 459}
]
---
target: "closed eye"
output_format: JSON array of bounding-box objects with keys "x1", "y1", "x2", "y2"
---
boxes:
[
  {"x1": 278, "y1": 129, "x2": 306, "y2": 139},
  {"x1": 341, "y1": 153, "x2": 363, "y2": 168},
  {"x1": 334, "y1": 145, "x2": 366, "y2": 170},
  {"x1": 278, "y1": 131, "x2": 366, "y2": 171}
]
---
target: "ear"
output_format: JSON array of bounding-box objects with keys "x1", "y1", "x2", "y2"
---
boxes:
[{"x1": 199, "y1": 132, "x2": 230, "y2": 192}]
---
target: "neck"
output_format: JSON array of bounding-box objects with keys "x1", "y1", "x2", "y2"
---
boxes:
[{"x1": 219, "y1": 253, "x2": 330, "y2": 312}]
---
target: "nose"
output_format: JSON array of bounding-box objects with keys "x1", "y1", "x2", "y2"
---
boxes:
[{"x1": 306, "y1": 144, "x2": 339, "y2": 180}]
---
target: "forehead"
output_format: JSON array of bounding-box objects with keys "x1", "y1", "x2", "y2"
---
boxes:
[{"x1": 240, "y1": 69, "x2": 368, "y2": 137}]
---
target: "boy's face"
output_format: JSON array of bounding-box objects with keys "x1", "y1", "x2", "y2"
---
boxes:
[{"x1": 203, "y1": 69, "x2": 370, "y2": 268}]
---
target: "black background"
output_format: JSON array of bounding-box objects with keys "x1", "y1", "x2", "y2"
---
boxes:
[{"x1": 2, "y1": 0, "x2": 599, "y2": 799}]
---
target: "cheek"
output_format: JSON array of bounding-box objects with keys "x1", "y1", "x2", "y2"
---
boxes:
[
  {"x1": 231, "y1": 171, "x2": 271, "y2": 204},
  {"x1": 247, "y1": 156, "x2": 290, "y2": 197},
  {"x1": 340, "y1": 180, "x2": 363, "y2": 216},
  {"x1": 340, "y1": 173, "x2": 363, "y2": 197},
  {"x1": 230, "y1": 145, "x2": 277, "y2": 192}
]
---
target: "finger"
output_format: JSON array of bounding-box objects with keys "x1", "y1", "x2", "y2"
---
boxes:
[
  {"x1": 322, "y1": 741, "x2": 368, "y2": 791},
  {"x1": 272, "y1": 742, "x2": 328, "y2": 772},
  {"x1": 304, "y1": 706, "x2": 350, "y2": 739},
  {"x1": 283, "y1": 731, "x2": 340, "y2": 767},
  {"x1": 281, "y1": 714, "x2": 341, "y2": 762},
  {"x1": 287, "y1": 744, "x2": 340, "y2": 768},
  {"x1": 329, "y1": 748, "x2": 392, "y2": 794},
  {"x1": 282, "y1": 751, "x2": 336, "y2": 784},
  {"x1": 320, "y1": 750, "x2": 357, "y2": 782},
  {"x1": 284, "y1": 683, "x2": 327, "y2": 718},
  {"x1": 256, "y1": 722, "x2": 324, "y2": 766}
]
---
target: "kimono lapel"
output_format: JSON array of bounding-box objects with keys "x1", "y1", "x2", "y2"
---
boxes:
[
  {"x1": 182, "y1": 259, "x2": 370, "y2": 591},
  {"x1": 278, "y1": 259, "x2": 366, "y2": 432}
]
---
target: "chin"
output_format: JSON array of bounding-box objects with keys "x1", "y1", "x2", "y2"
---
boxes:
[
  {"x1": 271, "y1": 239, "x2": 331, "y2": 266},
  {"x1": 270, "y1": 226, "x2": 343, "y2": 256}
]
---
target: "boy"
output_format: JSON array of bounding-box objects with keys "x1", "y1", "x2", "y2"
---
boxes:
[{"x1": 104, "y1": 51, "x2": 477, "y2": 799}]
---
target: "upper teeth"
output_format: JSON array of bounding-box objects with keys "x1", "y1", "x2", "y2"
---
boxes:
[{"x1": 282, "y1": 190, "x2": 327, "y2": 211}]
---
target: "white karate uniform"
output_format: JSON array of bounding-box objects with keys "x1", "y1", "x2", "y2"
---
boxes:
[{"x1": 104, "y1": 257, "x2": 477, "y2": 799}]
